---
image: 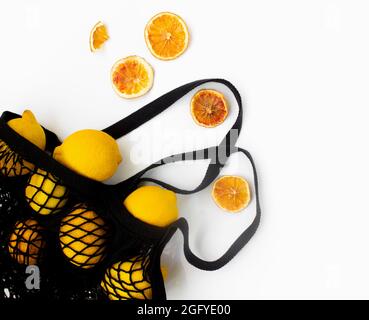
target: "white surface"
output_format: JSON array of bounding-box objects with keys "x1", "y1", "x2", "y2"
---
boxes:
[{"x1": 1, "y1": 0, "x2": 369, "y2": 300}]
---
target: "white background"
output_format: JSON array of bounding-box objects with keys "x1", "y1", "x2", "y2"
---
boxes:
[{"x1": 1, "y1": 0, "x2": 369, "y2": 300}]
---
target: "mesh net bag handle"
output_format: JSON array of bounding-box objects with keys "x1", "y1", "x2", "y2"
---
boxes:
[
  {"x1": 107, "y1": 79, "x2": 243, "y2": 194},
  {"x1": 104, "y1": 79, "x2": 261, "y2": 271},
  {"x1": 0, "y1": 79, "x2": 260, "y2": 300},
  {"x1": 137, "y1": 147, "x2": 260, "y2": 271}
]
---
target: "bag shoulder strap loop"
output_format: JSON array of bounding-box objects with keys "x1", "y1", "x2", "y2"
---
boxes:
[
  {"x1": 111, "y1": 78, "x2": 242, "y2": 194},
  {"x1": 103, "y1": 78, "x2": 242, "y2": 140},
  {"x1": 104, "y1": 80, "x2": 260, "y2": 271},
  {"x1": 170, "y1": 148, "x2": 261, "y2": 271}
]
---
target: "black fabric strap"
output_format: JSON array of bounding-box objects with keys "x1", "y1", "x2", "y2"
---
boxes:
[
  {"x1": 133, "y1": 147, "x2": 261, "y2": 271},
  {"x1": 104, "y1": 79, "x2": 261, "y2": 271},
  {"x1": 171, "y1": 148, "x2": 261, "y2": 271},
  {"x1": 103, "y1": 78, "x2": 242, "y2": 141},
  {"x1": 110, "y1": 79, "x2": 242, "y2": 194},
  {"x1": 116, "y1": 146, "x2": 223, "y2": 195}
]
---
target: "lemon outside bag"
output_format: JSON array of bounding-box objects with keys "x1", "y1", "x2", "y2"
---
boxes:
[{"x1": 0, "y1": 79, "x2": 261, "y2": 300}]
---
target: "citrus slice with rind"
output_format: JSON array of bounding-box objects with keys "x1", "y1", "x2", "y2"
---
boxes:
[
  {"x1": 191, "y1": 89, "x2": 229, "y2": 128},
  {"x1": 145, "y1": 12, "x2": 189, "y2": 60},
  {"x1": 212, "y1": 176, "x2": 251, "y2": 213},
  {"x1": 111, "y1": 56, "x2": 154, "y2": 99},
  {"x1": 90, "y1": 21, "x2": 109, "y2": 52}
]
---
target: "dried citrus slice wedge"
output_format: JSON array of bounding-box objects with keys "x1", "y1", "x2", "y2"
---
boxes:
[
  {"x1": 90, "y1": 21, "x2": 109, "y2": 52},
  {"x1": 212, "y1": 176, "x2": 251, "y2": 213},
  {"x1": 111, "y1": 56, "x2": 154, "y2": 99},
  {"x1": 191, "y1": 89, "x2": 228, "y2": 128},
  {"x1": 145, "y1": 12, "x2": 189, "y2": 60}
]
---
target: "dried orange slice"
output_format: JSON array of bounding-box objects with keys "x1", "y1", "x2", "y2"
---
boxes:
[
  {"x1": 212, "y1": 176, "x2": 251, "y2": 213},
  {"x1": 111, "y1": 56, "x2": 154, "y2": 99},
  {"x1": 90, "y1": 21, "x2": 109, "y2": 52},
  {"x1": 145, "y1": 12, "x2": 189, "y2": 60},
  {"x1": 191, "y1": 89, "x2": 228, "y2": 128}
]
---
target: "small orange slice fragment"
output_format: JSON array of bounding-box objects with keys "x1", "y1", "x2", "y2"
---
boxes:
[
  {"x1": 191, "y1": 89, "x2": 228, "y2": 128},
  {"x1": 111, "y1": 56, "x2": 154, "y2": 99},
  {"x1": 145, "y1": 12, "x2": 189, "y2": 60},
  {"x1": 90, "y1": 21, "x2": 109, "y2": 52},
  {"x1": 212, "y1": 176, "x2": 251, "y2": 213}
]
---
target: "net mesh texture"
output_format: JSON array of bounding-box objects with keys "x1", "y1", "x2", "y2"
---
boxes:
[{"x1": 0, "y1": 138, "x2": 166, "y2": 301}]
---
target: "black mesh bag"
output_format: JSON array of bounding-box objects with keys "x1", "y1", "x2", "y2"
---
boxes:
[{"x1": 0, "y1": 79, "x2": 261, "y2": 301}]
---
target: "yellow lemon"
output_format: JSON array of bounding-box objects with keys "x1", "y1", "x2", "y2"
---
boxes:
[
  {"x1": 7, "y1": 110, "x2": 46, "y2": 150},
  {"x1": 25, "y1": 169, "x2": 68, "y2": 215},
  {"x1": 101, "y1": 257, "x2": 152, "y2": 300},
  {"x1": 101, "y1": 258, "x2": 167, "y2": 300},
  {"x1": 1, "y1": 110, "x2": 46, "y2": 176},
  {"x1": 8, "y1": 219, "x2": 45, "y2": 265},
  {"x1": 161, "y1": 265, "x2": 169, "y2": 281},
  {"x1": 53, "y1": 129, "x2": 122, "y2": 182},
  {"x1": 124, "y1": 186, "x2": 178, "y2": 227},
  {"x1": 0, "y1": 140, "x2": 29, "y2": 176},
  {"x1": 59, "y1": 206, "x2": 108, "y2": 269}
]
